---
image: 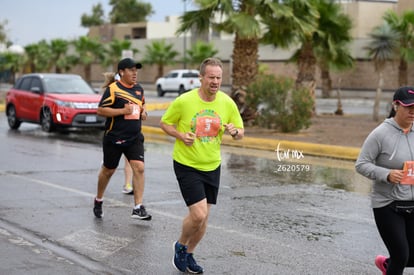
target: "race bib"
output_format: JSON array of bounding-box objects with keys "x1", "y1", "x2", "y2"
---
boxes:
[
  {"x1": 401, "y1": 161, "x2": 414, "y2": 185},
  {"x1": 195, "y1": 116, "x2": 221, "y2": 137},
  {"x1": 125, "y1": 104, "x2": 141, "y2": 120}
]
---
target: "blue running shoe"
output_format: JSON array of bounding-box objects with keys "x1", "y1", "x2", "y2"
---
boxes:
[
  {"x1": 187, "y1": 253, "x2": 204, "y2": 274},
  {"x1": 172, "y1": 241, "x2": 188, "y2": 272}
]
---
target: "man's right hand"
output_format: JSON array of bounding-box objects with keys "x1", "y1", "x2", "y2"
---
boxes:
[{"x1": 182, "y1": 132, "x2": 196, "y2": 146}]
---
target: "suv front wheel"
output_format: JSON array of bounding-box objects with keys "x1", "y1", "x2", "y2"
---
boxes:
[
  {"x1": 157, "y1": 85, "x2": 165, "y2": 97},
  {"x1": 41, "y1": 107, "x2": 55, "y2": 132},
  {"x1": 6, "y1": 105, "x2": 21, "y2": 130},
  {"x1": 178, "y1": 85, "x2": 186, "y2": 95}
]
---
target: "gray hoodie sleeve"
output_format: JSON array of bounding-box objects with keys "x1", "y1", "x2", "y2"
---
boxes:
[{"x1": 355, "y1": 127, "x2": 391, "y2": 184}]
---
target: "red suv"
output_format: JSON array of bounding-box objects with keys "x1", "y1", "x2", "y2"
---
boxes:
[{"x1": 5, "y1": 73, "x2": 105, "y2": 132}]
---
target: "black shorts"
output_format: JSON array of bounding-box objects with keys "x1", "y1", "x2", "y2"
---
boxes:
[
  {"x1": 102, "y1": 133, "x2": 144, "y2": 169},
  {"x1": 173, "y1": 160, "x2": 221, "y2": 206}
]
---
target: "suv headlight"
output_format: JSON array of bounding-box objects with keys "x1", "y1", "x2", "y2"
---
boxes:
[
  {"x1": 55, "y1": 100, "x2": 75, "y2": 108},
  {"x1": 55, "y1": 101, "x2": 98, "y2": 109}
]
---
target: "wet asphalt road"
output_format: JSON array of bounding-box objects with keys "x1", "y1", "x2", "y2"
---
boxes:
[{"x1": 1, "y1": 112, "x2": 414, "y2": 275}]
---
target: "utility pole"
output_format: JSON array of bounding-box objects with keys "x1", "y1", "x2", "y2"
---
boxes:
[{"x1": 183, "y1": 0, "x2": 187, "y2": 69}]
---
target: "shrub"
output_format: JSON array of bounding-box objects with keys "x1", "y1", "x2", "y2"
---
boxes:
[{"x1": 246, "y1": 74, "x2": 313, "y2": 132}]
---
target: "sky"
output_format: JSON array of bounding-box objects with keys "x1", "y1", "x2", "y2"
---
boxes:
[{"x1": 1, "y1": 0, "x2": 195, "y2": 46}]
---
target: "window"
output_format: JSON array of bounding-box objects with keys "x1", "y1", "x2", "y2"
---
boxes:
[
  {"x1": 30, "y1": 78, "x2": 42, "y2": 92},
  {"x1": 19, "y1": 77, "x2": 32, "y2": 91},
  {"x1": 183, "y1": 73, "x2": 199, "y2": 78}
]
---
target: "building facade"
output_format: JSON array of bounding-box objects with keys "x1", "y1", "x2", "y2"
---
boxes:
[{"x1": 86, "y1": 0, "x2": 414, "y2": 91}]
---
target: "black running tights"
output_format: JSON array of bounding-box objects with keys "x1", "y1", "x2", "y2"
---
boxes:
[{"x1": 374, "y1": 204, "x2": 414, "y2": 275}]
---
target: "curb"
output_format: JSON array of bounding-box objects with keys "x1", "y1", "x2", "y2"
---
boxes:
[
  {"x1": 145, "y1": 102, "x2": 170, "y2": 111},
  {"x1": 0, "y1": 102, "x2": 360, "y2": 160}
]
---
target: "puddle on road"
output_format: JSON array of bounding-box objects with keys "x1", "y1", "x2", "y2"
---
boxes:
[
  {"x1": 223, "y1": 147, "x2": 372, "y2": 195},
  {"x1": 222, "y1": 148, "x2": 373, "y2": 243}
]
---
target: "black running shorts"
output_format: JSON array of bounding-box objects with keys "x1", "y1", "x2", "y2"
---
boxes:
[
  {"x1": 173, "y1": 160, "x2": 220, "y2": 206},
  {"x1": 102, "y1": 134, "x2": 144, "y2": 169}
]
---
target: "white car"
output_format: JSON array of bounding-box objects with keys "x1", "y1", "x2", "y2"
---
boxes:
[{"x1": 155, "y1": 69, "x2": 201, "y2": 97}]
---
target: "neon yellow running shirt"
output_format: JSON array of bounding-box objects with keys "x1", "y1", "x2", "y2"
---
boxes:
[{"x1": 161, "y1": 89, "x2": 243, "y2": 171}]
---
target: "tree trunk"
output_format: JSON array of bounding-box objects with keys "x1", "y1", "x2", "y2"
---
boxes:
[
  {"x1": 373, "y1": 72, "x2": 383, "y2": 122},
  {"x1": 295, "y1": 41, "x2": 317, "y2": 112},
  {"x1": 85, "y1": 64, "x2": 92, "y2": 84},
  {"x1": 230, "y1": 34, "x2": 258, "y2": 90},
  {"x1": 335, "y1": 78, "x2": 343, "y2": 115},
  {"x1": 321, "y1": 68, "x2": 332, "y2": 98},
  {"x1": 399, "y1": 59, "x2": 407, "y2": 87},
  {"x1": 230, "y1": 33, "x2": 259, "y2": 121},
  {"x1": 157, "y1": 64, "x2": 163, "y2": 81}
]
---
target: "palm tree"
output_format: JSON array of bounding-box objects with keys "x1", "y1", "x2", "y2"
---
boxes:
[
  {"x1": 366, "y1": 22, "x2": 400, "y2": 121},
  {"x1": 383, "y1": 10, "x2": 414, "y2": 87},
  {"x1": 141, "y1": 39, "x2": 179, "y2": 80},
  {"x1": 185, "y1": 40, "x2": 218, "y2": 69},
  {"x1": 176, "y1": 0, "x2": 300, "y2": 119},
  {"x1": 263, "y1": 0, "x2": 338, "y2": 96},
  {"x1": 23, "y1": 40, "x2": 52, "y2": 73},
  {"x1": 50, "y1": 39, "x2": 70, "y2": 73},
  {"x1": 0, "y1": 51, "x2": 24, "y2": 83},
  {"x1": 22, "y1": 44, "x2": 38, "y2": 73},
  {"x1": 72, "y1": 36, "x2": 106, "y2": 83},
  {"x1": 177, "y1": 0, "x2": 257, "y2": 89},
  {"x1": 103, "y1": 39, "x2": 138, "y2": 72},
  {"x1": 313, "y1": 0, "x2": 353, "y2": 99}
]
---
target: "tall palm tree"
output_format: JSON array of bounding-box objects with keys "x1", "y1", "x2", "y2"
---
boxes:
[
  {"x1": 177, "y1": 0, "x2": 259, "y2": 90},
  {"x1": 383, "y1": 10, "x2": 414, "y2": 87},
  {"x1": 261, "y1": 0, "x2": 319, "y2": 98},
  {"x1": 313, "y1": 0, "x2": 353, "y2": 98},
  {"x1": 72, "y1": 36, "x2": 106, "y2": 83},
  {"x1": 141, "y1": 39, "x2": 179, "y2": 80},
  {"x1": 366, "y1": 22, "x2": 400, "y2": 121},
  {"x1": 23, "y1": 44, "x2": 38, "y2": 73},
  {"x1": 176, "y1": 0, "x2": 315, "y2": 120}
]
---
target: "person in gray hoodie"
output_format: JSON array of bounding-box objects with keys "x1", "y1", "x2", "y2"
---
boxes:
[{"x1": 356, "y1": 86, "x2": 414, "y2": 275}]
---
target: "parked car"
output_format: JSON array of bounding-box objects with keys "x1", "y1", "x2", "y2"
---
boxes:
[
  {"x1": 5, "y1": 73, "x2": 105, "y2": 132},
  {"x1": 155, "y1": 69, "x2": 201, "y2": 97}
]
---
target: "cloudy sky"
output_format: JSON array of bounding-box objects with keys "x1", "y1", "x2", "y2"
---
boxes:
[{"x1": 2, "y1": 0, "x2": 195, "y2": 46}]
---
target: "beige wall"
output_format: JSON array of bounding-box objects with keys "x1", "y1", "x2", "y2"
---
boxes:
[
  {"x1": 341, "y1": 1, "x2": 396, "y2": 38},
  {"x1": 397, "y1": 0, "x2": 414, "y2": 13}
]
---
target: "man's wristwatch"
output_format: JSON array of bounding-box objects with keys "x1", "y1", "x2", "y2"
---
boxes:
[{"x1": 231, "y1": 129, "x2": 238, "y2": 138}]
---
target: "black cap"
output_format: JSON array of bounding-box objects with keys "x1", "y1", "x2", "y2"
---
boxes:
[
  {"x1": 117, "y1": 58, "x2": 142, "y2": 71},
  {"x1": 393, "y1": 86, "x2": 414, "y2": 106}
]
